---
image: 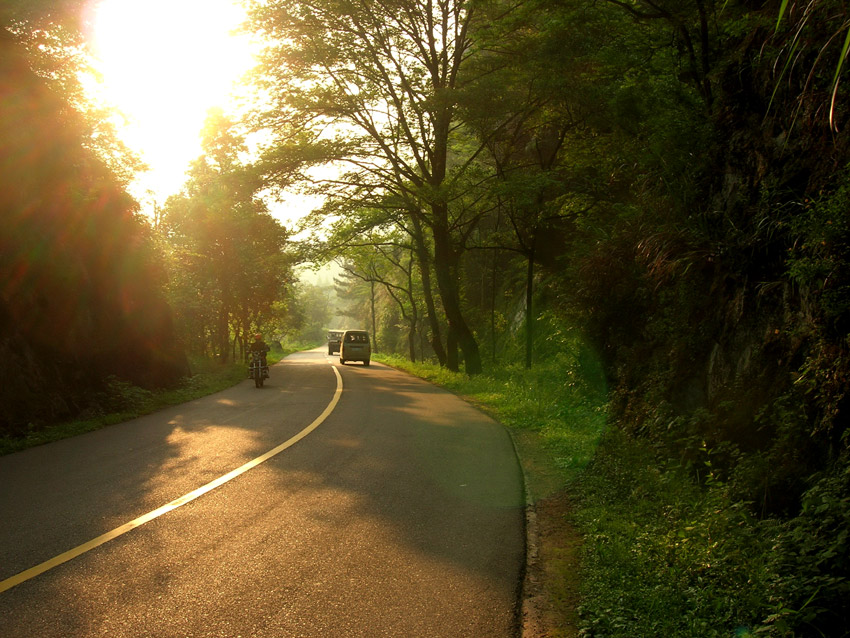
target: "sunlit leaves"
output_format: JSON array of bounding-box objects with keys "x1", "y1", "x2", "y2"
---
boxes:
[
  {"x1": 247, "y1": 0, "x2": 496, "y2": 372},
  {"x1": 160, "y1": 113, "x2": 293, "y2": 357},
  {"x1": 2, "y1": 2, "x2": 142, "y2": 184}
]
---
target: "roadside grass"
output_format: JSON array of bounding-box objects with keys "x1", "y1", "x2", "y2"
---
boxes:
[
  {"x1": 374, "y1": 351, "x2": 608, "y2": 637},
  {"x1": 0, "y1": 341, "x2": 315, "y2": 456},
  {"x1": 374, "y1": 352, "x2": 608, "y2": 487},
  {"x1": 374, "y1": 353, "x2": 783, "y2": 637}
]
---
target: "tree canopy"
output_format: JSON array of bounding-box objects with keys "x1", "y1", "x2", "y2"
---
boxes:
[
  {"x1": 0, "y1": 24, "x2": 187, "y2": 433},
  {"x1": 160, "y1": 111, "x2": 295, "y2": 361}
]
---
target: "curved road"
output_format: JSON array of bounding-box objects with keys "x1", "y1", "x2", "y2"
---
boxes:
[{"x1": 0, "y1": 349, "x2": 525, "y2": 637}]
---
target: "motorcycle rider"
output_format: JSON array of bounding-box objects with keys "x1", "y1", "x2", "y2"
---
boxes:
[{"x1": 248, "y1": 333, "x2": 270, "y2": 376}]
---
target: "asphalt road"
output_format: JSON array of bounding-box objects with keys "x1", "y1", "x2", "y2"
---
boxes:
[{"x1": 0, "y1": 349, "x2": 525, "y2": 637}]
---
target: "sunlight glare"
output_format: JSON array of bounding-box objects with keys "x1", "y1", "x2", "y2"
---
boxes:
[{"x1": 87, "y1": 0, "x2": 256, "y2": 202}]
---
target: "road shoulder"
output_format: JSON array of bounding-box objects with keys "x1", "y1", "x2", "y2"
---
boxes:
[{"x1": 511, "y1": 428, "x2": 581, "y2": 638}]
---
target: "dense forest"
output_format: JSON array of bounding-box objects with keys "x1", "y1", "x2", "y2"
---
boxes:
[
  {"x1": 0, "y1": 0, "x2": 300, "y2": 437},
  {"x1": 2, "y1": 0, "x2": 849, "y2": 635},
  {"x1": 0, "y1": 5, "x2": 188, "y2": 434}
]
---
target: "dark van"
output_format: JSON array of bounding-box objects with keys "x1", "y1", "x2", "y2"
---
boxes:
[{"x1": 327, "y1": 330, "x2": 344, "y2": 355}]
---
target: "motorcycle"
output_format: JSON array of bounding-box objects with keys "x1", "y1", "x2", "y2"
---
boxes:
[{"x1": 248, "y1": 350, "x2": 269, "y2": 388}]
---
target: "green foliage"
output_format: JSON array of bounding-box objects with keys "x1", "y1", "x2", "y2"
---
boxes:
[
  {"x1": 286, "y1": 282, "x2": 336, "y2": 343},
  {"x1": 788, "y1": 166, "x2": 850, "y2": 334},
  {"x1": 160, "y1": 112, "x2": 295, "y2": 361},
  {"x1": 574, "y1": 431, "x2": 777, "y2": 637},
  {"x1": 574, "y1": 426, "x2": 848, "y2": 637},
  {"x1": 94, "y1": 376, "x2": 155, "y2": 414},
  {"x1": 761, "y1": 468, "x2": 850, "y2": 636}
]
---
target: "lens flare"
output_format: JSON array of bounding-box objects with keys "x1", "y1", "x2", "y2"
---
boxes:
[{"x1": 84, "y1": 0, "x2": 256, "y2": 201}]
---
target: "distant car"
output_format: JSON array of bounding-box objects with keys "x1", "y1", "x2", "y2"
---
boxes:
[
  {"x1": 327, "y1": 330, "x2": 344, "y2": 355},
  {"x1": 339, "y1": 330, "x2": 371, "y2": 365}
]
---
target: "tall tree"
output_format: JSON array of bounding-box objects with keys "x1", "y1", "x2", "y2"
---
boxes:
[
  {"x1": 248, "y1": 0, "x2": 515, "y2": 373},
  {"x1": 161, "y1": 113, "x2": 293, "y2": 361},
  {"x1": 0, "y1": 21, "x2": 187, "y2": 435}
]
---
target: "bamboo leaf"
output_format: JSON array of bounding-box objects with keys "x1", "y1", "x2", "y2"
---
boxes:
[
  {"x1": 776, "y1": 0, "x2": 789, "y2": 32},
  {"x1": 765, "y1": 36, "x2": 801, "y2": 119},
  {"x1": 829, "y1": 27, "x2": 850, "y2": 131},
  {"x1": 831, "y1": 26, "x2": 850, "y2": 89}
]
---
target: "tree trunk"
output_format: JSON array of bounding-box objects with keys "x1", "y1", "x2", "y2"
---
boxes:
[
  {"x1": 491, "y1": 248, "x2": 499, "y2": 363},
  {"x1": 524, "y1": 258, "x2": 534, "y2": 369},
  {"x1": 431, "y1": 212, "x2": 482, "y2": 374},
  {"x1": 410, "y1": 214, "x2": 447, "y2": 366},
  {"x1": 408, "y1": 324, "x2": 416, "y2": 362},
  {"x1": 217, "y1": 307, "x2": 230, "y2": 363},
  {"x1": 446, "y1": 324, "x2": 459, "y2": 372},
  {"x1": 370, "y1": 279, "x2": 377, "y2": 352}
]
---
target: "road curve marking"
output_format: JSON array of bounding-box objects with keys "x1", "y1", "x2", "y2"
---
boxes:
[{"x1": 0, "y1": 365, "x2": 344, "y2": 594}]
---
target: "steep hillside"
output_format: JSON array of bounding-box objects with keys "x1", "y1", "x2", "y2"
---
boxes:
[{"x1": 554, "y1": 5, "x2": 850, "y2": 633}]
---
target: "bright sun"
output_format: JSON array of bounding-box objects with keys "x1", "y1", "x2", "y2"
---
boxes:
[{"x1": 86, "y1": 0, "x2": 256, "y2": 205}]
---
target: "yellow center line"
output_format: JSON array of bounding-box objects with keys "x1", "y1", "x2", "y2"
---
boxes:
[{"x1": 0, "y1": 365, "x2": 344, "y2": 595}]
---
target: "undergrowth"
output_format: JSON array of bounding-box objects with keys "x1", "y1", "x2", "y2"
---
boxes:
[{"x1": 573, "y1": 431, "x2": 774, "y2": 637}]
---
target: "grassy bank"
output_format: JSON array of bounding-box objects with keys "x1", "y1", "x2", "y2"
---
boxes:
[
  {"x1": 373, "y1": 354, "x2": 815, "y2": 638},
  {"x1": 374, "y1": 352, "x2": 608, "y2": 636},
  {"x1": 0, "y1": 342, "x2": 313, "y2": 456},
  {"x1": 572, "y1": 427, "x2": 850, "y2": 637}
]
